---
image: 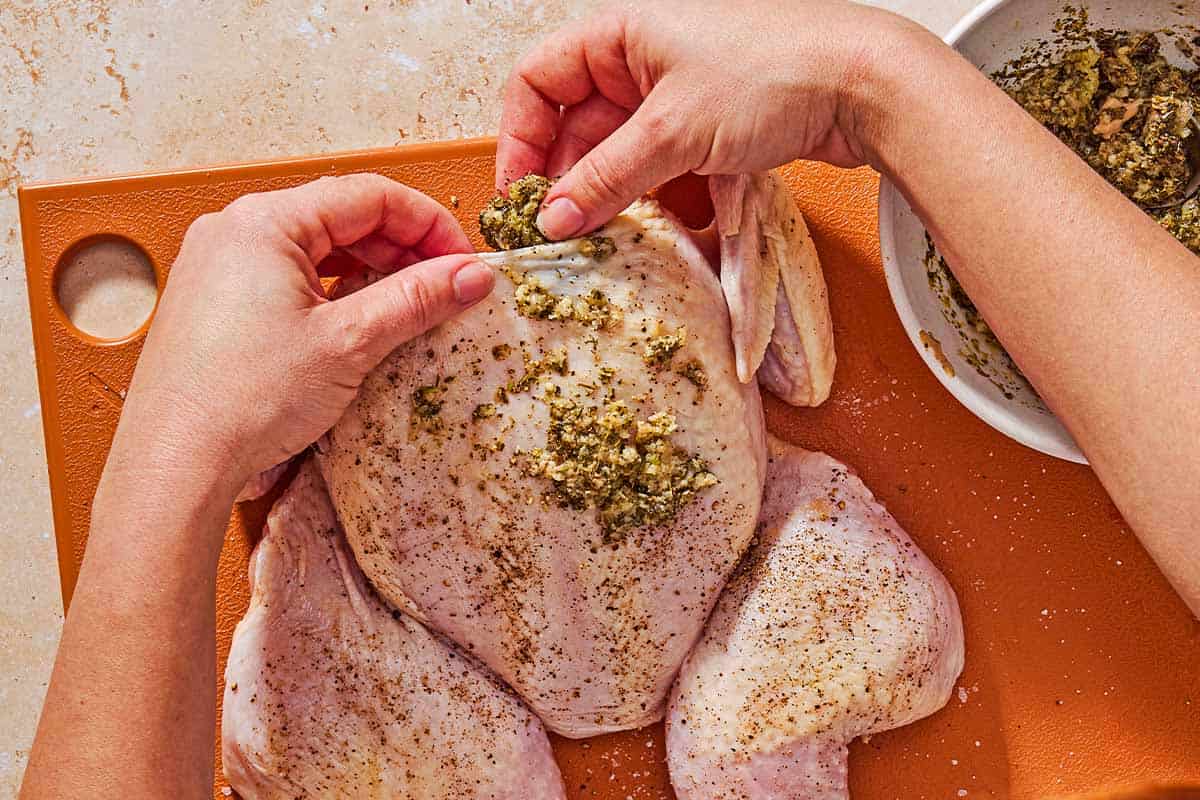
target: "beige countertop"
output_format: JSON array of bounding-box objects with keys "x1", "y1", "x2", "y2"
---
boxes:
[{"x1": 0, "y1": 0, "x2": 975, "y2": 793}]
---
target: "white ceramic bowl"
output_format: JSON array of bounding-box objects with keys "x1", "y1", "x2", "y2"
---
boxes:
[{"x1": 879, "y1": 0, "x2": 1200, "y2": 464}]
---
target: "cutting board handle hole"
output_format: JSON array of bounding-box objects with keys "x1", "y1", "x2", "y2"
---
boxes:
[{"x1": 54, "y1": 235, "x2": 159, "y2": 342}]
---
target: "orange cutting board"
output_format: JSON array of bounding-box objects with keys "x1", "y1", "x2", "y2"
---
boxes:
[{"x1": 18, "y1": 138, "x2": 1200, "y2": 800}]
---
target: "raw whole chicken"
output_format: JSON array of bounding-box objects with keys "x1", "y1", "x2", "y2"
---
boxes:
[
  {"x1": 222, "y1": 459, "x2": 565, "y2": 799},
  {"x1": 314, "y1": 171, "x2": 829, "y2": 738},
  {"x1": 223, "y1": 167, "x2": 963, "y2": 798},
  {"x1": 665, "y1": 439, "x2": 965, "y2": 800}
]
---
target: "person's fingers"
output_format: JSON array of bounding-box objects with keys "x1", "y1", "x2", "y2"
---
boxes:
[
  {"x1": 545, "y1": 93, "x2": 632, "y2": 179},
  {"x1": 537, "y1": 83, "x2": 699, "y2": 240},
  {"x1": 496, "y1": 9, "x2": 642, "y2": 190},
  {"x1": 396, "y1": 207, "x2": 474, "y2": 263},
  {"x1": 495, "y1": 89, "x2": 562, "y2": 190},
  {"x1": 228, "y1": 173, "x2": 473, "y2": 268},
  {"x1": 340, "y1": 225, "x2": 460, "y2": 273},
  {"x1": 341, "y1": 235, "x2": 410, "y2": 272},
  {"x1": 317, "y1": 253, "x2": 494, "y2": 366}
]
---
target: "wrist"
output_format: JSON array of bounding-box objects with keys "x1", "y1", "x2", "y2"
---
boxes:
[
  {"x1": 98, "y1": 438, "x2": 242, "y2": 518},
  {"x1": 116, "y1": 378, "x2": 253, "y2": 482},
  {"x1": 102, "y1": 400, "x2": 247, "y2": 518},
  {"x1": 837, "y1": 22, "x2": 961, "y2": 173},
  {"x1": 90, "y1": 438, "x2": 240, "y2": 575}
]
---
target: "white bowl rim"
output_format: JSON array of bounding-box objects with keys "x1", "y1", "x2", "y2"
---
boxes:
[
  {"x1": 944, "y1": 0, "x2": 1012, "y2": 47},
  {"x1": 877, "y1": 0, "x2": 1088, "y2": 464}
]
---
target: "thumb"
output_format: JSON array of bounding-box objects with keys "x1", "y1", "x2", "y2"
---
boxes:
[
  {"x1": 537, "y1": 90, "x2": 696, "y2": 240},
  {"x1": 322, "y1": 253, "x2": 494, "y2": 365}
]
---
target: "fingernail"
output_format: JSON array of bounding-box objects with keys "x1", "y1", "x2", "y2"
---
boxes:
[
  {"x1": 452, "y1": 260, "x2": 494, "y2": 305},
  {"x1": 537, "y1": 197, "x2": 585, "y2": 240}
]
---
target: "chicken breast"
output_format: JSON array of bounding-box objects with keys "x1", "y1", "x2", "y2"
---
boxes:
[
  {"x1": 317, "y1": 196, "x2": 769, "y2": 738},
  {"x1": 222, "y1": 459, "x2": 564, "y2": 799},
  {"x1": 666, "y1": 438, "x2": 964, "y2": 800}
]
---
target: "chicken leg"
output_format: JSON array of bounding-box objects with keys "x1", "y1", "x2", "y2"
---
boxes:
[
  {"x1": 222, "y1": 459, "x2": 565, "y2": 799},
  {"x1": 666, "y1": 438, "x2": 964, "y2": 799}
]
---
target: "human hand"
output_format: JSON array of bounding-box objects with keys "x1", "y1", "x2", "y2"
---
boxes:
[
  {"x1": 112, "y1": 174, "x2": 493, "y2": 491},
  {"x1": 497, "y1": 0, "x2": 930, "y2": 239}
]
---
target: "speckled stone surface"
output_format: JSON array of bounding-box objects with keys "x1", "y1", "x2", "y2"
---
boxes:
[{"x1": 0, "y1": 0, "x2": 974, "y2": 793}]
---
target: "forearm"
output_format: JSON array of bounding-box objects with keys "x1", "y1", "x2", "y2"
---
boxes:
[
  {"x1": 21, "y1": 428, "x2": 239, "y2": 799},
  {"x1": 20, "y1": 173, "x2": 481, "y2": 799},
  {"x1": 863, "y1": 32, "x2": 1200, "y2": 614}
]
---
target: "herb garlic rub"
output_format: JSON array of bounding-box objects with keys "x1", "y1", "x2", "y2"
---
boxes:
[
  {"x1": 479, "y1": 174, "x2": 552, "y2": 250},
  {"x1": 475, "y1": 177, "x2": 718, "y2": 537}
]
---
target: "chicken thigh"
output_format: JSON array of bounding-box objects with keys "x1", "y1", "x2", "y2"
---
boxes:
[
  {"x1": 665, "y1": 439, "x2": 964, "y2": 800},
  {"x1": 315, "y1": 171, "x2": 831, "y2": 738},
  {"x1": 222, "y1": 460, "x2": 565, "y2": 799}
]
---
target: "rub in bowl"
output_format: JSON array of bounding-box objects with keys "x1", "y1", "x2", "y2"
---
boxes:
[{"x1": 880, "y1": 0, "x2": 1200, "y2": 464}]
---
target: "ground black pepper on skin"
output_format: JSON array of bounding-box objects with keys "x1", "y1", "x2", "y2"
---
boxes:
[{"x1": 317, "y1": 187, "x2": 766, "y2": 737}]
